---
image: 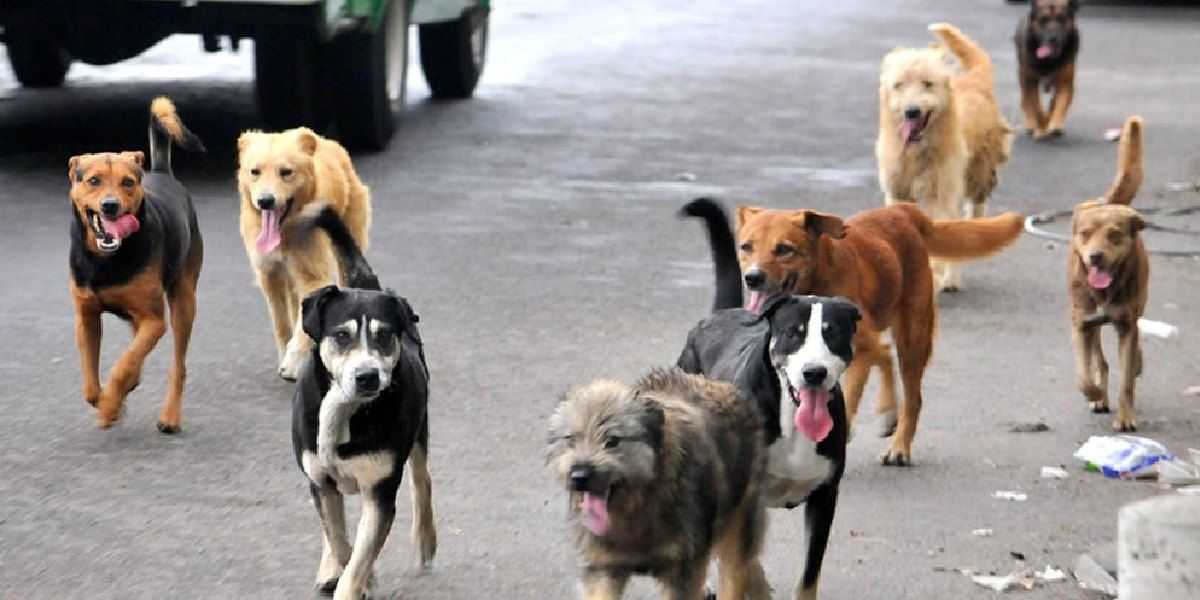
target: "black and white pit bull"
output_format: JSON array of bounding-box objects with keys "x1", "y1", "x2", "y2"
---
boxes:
[
  {"x1": 677, "y1": 199, "x2": 861, "y2": 600},
  {"x1": 291, "y1": 205, "x2": 435, "y2": 600}
]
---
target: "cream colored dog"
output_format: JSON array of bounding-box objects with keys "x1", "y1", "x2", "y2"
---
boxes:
[
  {"x1": 876, "y1": 23, "x2": 1013, "y2": 292},
  {"x1": 236, "y1": 127, "x2": 371, "y2": 379}
]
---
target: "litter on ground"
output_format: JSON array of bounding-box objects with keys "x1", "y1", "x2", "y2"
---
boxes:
[
  {"x1": 1074, "y1": 435, "x2": 1174, "y2": 479},
  {"x1": 1073, "y1": 553, "x2": 1118, "y2": 596},
  {"x1": 993, "y1": 491, "x2": 1028, "y2": 502},
  {"x1": 1041, "y1": 466, "x2": 1069, "y2": 479}
]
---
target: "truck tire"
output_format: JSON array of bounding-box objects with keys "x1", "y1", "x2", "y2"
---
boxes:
[
  {"x1": 419, "y1": 5, "x2": 488, "y2": 99},
  {"x1": 327, "y1": 0, "x2": 406, "y2": 151},
  {"x1": 5, "y1": 12, "x2": 71, "y2": 88},
  {"x1": 254, "y1": 34, "x2": 329, "y2": 131}
]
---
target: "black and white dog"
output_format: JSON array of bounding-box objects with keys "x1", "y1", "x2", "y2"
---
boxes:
[
  {"x1": 677, "y1": 198, "x2": 860, "y2": 600},
  {"x1": 291, "y1": 205, "x2": 436, "y2": 600}
]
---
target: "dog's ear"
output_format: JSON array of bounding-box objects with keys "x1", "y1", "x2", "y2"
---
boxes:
[
  {"x1": 758, "y1": 293, "x2": 791, "y2": 320},
  {"x1": 794, "y1": 211, "x2": 847, "y2": 239},
  {"x1": 1066, "y1": 0, "x2": 1080, "y2": 15},
  {"x1": 120, "y1": 151, "x2": 145, "y2": 169},
  {"x1": 68, "y1": 155, "x2": 84, "y2": 182},
  {"x1": 1128, "y1": 212, "x2": 1146, "y2": 234},
  {"x1": 833, "y1": 296, "x2": 863, "y2": 323},
  {"x1": 301, "y1": 285, "x2": 341, "y2": 342},
  {"x1": 736, "y1": 205, "x2": 764, "y2": 229},
  {"x1": 636, "y1": 394, "x2": 665, "y2": 450},
  {"x1": 297, "y1": 128, "x2": 319, "y2": 155},
  {"x1": 236, "y1": 131, "x2": 259, "y2": 155}
]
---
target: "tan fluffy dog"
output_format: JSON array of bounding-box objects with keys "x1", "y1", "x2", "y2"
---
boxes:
[
  {"x1": 1069, "y1": 117, "x2": 1148, "y2": 432},
  {"x1": 877, "y1": 23, "x2": 1013, "y2": 292},
  {"x1": 237, "y1": 127, "x2": 371, "y2": 380}
]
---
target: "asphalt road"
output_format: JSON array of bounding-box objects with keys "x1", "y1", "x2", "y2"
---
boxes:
[{"x1": 2, "y1": 1, "x2": 1199, "y2": 599}]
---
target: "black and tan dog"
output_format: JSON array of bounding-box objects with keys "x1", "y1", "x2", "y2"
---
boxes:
[
  {"x1": 547, "y1": 369, "x2": 769, "y2": 600},
  {"x1": 292, "y1": 205, "x2": 435, "y2": 600},
  {"x1": 68, "y1": 97, "x2": 204, "y2": 431},
  {"x1": 1070, "y1": 117, "x2": 1147, "y2": 432},
  {"x1": 1015, "y1": 0, "x2": 1080, "y2": 138}
]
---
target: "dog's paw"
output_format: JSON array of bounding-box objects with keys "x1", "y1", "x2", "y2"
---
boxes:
[
  {"x1": 1047, "y1": 128, "x2": 1065, "y2": 138},
  {"x1": 702, "y1": 588, "x2": 716, "y2": 600},
  {"x1": 880, "y1": 448, "x2": 910, "y2": 466},
  {"x1": 156, "y1": 421, "x2": 181, "y2": 435},
  {"x1": 1090, "y1": 401, "x2": 1111, "y2": 414},
  {"x1": 316, "y1": 578, "x2": 339, "y2": 597},
  {"x1": 1113, "y1": 419, "x2": 1137, "y2": 432},
  {"x1": 878, "y1": 409, "x2": 898, "y2": 438}
]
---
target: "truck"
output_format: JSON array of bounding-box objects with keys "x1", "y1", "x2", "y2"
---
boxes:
[{"x1": 0, "y1": 0, "x2": 490, "y2": 150}]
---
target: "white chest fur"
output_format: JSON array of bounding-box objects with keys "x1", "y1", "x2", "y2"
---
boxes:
[
  {"x1": 764, "y1": 432, "x2": 834, "y2": 508},
  {"x1": 302, "y1": 449, "x2": 395, "y2": 496}
]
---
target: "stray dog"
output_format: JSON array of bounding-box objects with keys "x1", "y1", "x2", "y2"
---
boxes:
[
  {"x1": 1015, "y1": 0, "x2": 1080, "y2": 138},
  {"x1": 68, "y1": 97, "x2": 205, "y2": 431},
  {"x1": 1069, "y1": 117, "x2": 1147, "y2": 432},
  {"x1": 678, "y1": 292, "x2": 860, "y2": 600},
  {"x1": 237, "y1": 127, "x2": 371, "y2": 380},
  {"x1": 877, "y1": 23, "x2": 1013, "y2": 291},
  {"x1": 292, "y1": 205, "x2": 434, "y2": 600},
  {"x1": 683, "y1": 198, "x2": 1023, "y2": 465},
  {"x1": 546, "y1": 369, "x2": 768, "y2": 600}
]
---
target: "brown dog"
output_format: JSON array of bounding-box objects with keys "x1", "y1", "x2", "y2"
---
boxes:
[
  {"x1": 68, "y1": 98, "x2": 205, "y2": 431},
  {"x1": 1015, "y1": 0, "x2": 1080, "y2": 139},
  {"x1": 1069, "y1": 117, "x2": 1147, "y2": 431},
  {"x1": 236, "y1": 127, "x2": 371, "y2": 380},
  {"x1": 735, "y1": 203, "x2": 1023, "y2": 464}
]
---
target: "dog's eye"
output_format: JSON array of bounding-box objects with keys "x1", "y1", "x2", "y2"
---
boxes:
[
  {"x1": 280, "y1": 167, "x2": 293, "y2": 178},
  {"x1": 87, "y1": 176, "x2": 101, "y2": 186},
  {"x1": 375, "y1": 332, "x2": 394, "y2": 352},
  {"x1": 892, "y1": 81, "x2": 902, "y2": 90},
  {"x1": 1107, "y1": 230, "x2": 1124, "y2": 244},
  {"x1": 334, "y1": 330, "x2": 352, "y2": 346},
  {"x1": 773, "y1": 243, "x2": 794, "y2": 257},
  {"x1": 605, "y1": 437, "x2": 620, "y2": 449},
  {"x1": 1039, "y1": 16, "x2": 1050, "y2": 26},
  {"x1": 120, "y1": 177, "x2": 135, "y2": 188},
  {"x1": 739, "y1": 242, "x2": 753, "y2": 253},
  {"x1": 922, "y1": 80, "x2": 933, "y2": 89},
  {"x1": 564, "y1": 434, "x2": 574, "y2": 447},
  {"x1": 249, "y1": 168, "x2": 261, "y2": 177}
]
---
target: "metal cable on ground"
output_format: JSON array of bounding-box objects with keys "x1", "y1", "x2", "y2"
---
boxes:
[{"x1": 1023, "y1": 203, "x2": 1200, "y2": 257}]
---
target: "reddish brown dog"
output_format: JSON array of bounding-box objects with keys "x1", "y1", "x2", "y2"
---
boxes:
[
  {"x1": 736, "y1": 203, "x2": 1023, "y2": 464},
  {"x1": 68, "y1": 98, "x2": 204, "y2": 431},
  {"x1": 1069, "y1": 116, "x2": 1147, "y2": 431}
]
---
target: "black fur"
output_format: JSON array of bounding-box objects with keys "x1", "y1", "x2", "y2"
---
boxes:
[{"x1": 680, "y1": 198, "x2": 742, "y2": 311}]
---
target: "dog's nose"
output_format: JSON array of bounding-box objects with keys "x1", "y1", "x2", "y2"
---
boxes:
[
  {"x1": 354, "y1": 367, "x2": 380, "y2": 393},
  {"x1": 743, "y1": 269, "x2": 766, "y2": 289},
  {"x1": 100, "y1": 197, "x2": 121, "y2": 218},
  {"x1": 1088, "y1": 251, "x2": 1105, "y2": 266},
  {"x1": 904, "y1": 106, "x2": 922, "y2": 120},
  {"x1": 256, "y1": 194, "x2": 276, "y2": 210},
  {"x1": 569, "y1": 464, "x2": 592, "y2": 491},
  {"x1": 802, "y1": 364, "x2": 828, "y2": 386}
]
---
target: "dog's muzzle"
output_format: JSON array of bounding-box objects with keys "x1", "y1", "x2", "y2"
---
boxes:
[{"x1": 256, "y1": 194, "x2": 277, "y2": 211}]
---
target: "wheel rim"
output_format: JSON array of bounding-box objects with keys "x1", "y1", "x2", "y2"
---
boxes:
[
  {"x1": 386, "y1": 0, "x2": 409, "y2": 103},
  {"x1": 469, "y1": 13, "x2": 487, "y2": 70}
]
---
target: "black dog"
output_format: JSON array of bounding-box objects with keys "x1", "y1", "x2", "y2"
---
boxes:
[
  {"x1": 677, "y1": 198, "x2": 860, "y2": 600},
  {"x1": 1015, "y1": 0, "x2": 1080, "y2": 138},
  {"x1": 291, "y1": 205, "x2": 436, "y2": 600}
]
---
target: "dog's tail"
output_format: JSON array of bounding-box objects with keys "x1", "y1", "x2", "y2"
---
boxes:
[
  {"x1": 929, "y1": 23, "x2": 992, "y2": 80},
  {"x1": 680, "y1": 198, "x2": 743, "y2": 312},
  {"x1": 1105, "y1": 116, "x2": 1144, "y2": 206},
  {"x1": 299, "y1": 203, "x2": 381, "y2": 291},
  {"x1": 897, "y1": 203, "x2": 1024, "y2": 261},
  {"x1": 148, "y1": 96, "x2": 205, "y2": 173}
]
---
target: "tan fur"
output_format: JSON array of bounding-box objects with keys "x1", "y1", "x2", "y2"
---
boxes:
[
  {"x1": 1069, "y1": 116, "x2": 1149, "y2": 431},
  {"x1": 236, "y1": 127, "x2": 371, "y2": 379},
  {"x1": 150, "y1": 97, "x2": 187, "y2": 146},
  {"x1": 876, "y1": 23, "x2": 1013, "y2": 292},
  {"x1": 548, "y1": 370, "x2": 768, "y2": 598},
  {"x1": 736, "y1": 203, "x2": 1023, "y2": 464}
]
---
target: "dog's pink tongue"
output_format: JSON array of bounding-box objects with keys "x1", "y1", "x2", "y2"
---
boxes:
[
  {"x1": 580, "y1": 492, "x2": 611, "y2": 536},
  {"x1": 899, "y1": 119, "x2": 922, "y2": 145},
  {"x1": 794, "y1": 387, "x2": 833, "y2": 442},
  {"x1": 747, "y1": 290, "x2": 766, "y2": 314},
  {"x1": 99, "y1": 214, "x2": 140, "y2": 242},
  {"x1": 256, "y1": 209, "x2": 282, "y2": 255},
  {"x1": 1087, "y1": 266, "x2": 1113, "y2": 290},
  {"x1": 1036, "y1": 44, "x2": 1054, "y2": 60}
]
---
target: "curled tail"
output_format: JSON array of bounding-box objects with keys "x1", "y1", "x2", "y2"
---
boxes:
[
  {"x1": 1105, "y1": 116, "x2": 1144, "y2": 206},
  {"x1": 300, "y1": 203, "x2": 381, "y2": 291},
  {"x1": 929, "y1": 23, "x2": 992, "y2": 80},
  {"x1": 680, "y1": 198, "x2": 742, "y2": 311},
  {"x1": 148, "y1": 96, "x2": 205, "y2": 173},
  {"x1": 895, "y1": 203, "x2": 1024, "y2": 260}
]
